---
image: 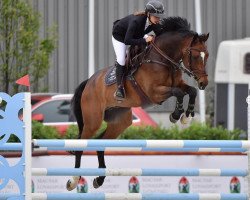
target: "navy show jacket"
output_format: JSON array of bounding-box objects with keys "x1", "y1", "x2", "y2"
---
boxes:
[{"x1": 112, "y1": 14, "x2": 159, "y2": 46}]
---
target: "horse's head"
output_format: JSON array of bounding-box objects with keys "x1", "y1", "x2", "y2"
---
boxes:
[
  {"x1": 181, "y1": 33, "x2": 209, "y2": 90},
  {"x1": 152, "y1": 17, "x2": 210, "y2": 90}
]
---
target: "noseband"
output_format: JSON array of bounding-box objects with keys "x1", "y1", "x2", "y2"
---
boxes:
[{"x1": 145, "y1": 38, "x2": 207, "y2": 81}]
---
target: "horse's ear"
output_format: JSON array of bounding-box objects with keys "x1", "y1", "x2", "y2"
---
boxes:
[
  {"x1": 191, "y1": 33, "x2": 199, "y2": 45},
  {"x1": 193, "y1": 33, "x2": 199, "y2": 41},
  {"x1": 200, "y1": 33, "x2": 209, "y2": 42}
]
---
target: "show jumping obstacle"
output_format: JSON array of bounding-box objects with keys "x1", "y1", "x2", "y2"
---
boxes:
[{"x1": 0, "y1": 92, "x2": 250, "y2": 200}]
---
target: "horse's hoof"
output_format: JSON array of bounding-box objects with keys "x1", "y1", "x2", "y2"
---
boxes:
[
  {"x1": 180, "y1": 114, "x2": 189, "y2": 124},
  {"x1": 66, "y1": 180, "x2": 75, "y2": 191},
  {"x1": 66, "y1": 176, "x2": 79, "y2": 191},
  {"x1": 93, "y1": 178, "x2": 100, "y2": 189},
  {"x1": 93, "y1": 177, "x2": 105, "y2": 189},
  {"x1": 169, "y1": 114, "x2": 178, "y2": 123}
]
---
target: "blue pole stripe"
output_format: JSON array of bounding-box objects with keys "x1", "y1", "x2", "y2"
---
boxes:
[
  {"x1": 34, "y1": 139, "x2": 65, "y2": 147},
  {"x1": 220, "y1": 169, "x2": 248, "y2": 176},
  {"x1": 47, "y1": 168, "x2": 106, "y2": 176},
  {"x1": 142, "y1": 169, "x2": 200, "y2": 176},
  {"x1": 47, "y1": 193, "x2": 105, "y2": 200},
  {"x1": 32, "y1": 139, "x2": 250, "y2": 149},
  {"x1": 220, "y1": 194, "x2": 249, "y2": 200},
  {"x1": 34, "y1": 168, "x2": 248, "y2": 177},
  {"x1": 183, "y1": 140, "x2": 245, "y2": 148},
  {"x1": 219, "y1": 148, "x2": 247, "y2": 152}
]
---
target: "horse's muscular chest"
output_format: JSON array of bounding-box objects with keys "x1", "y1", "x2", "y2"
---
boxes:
[
  {"x1": 149, "y1": 67, "x2": 182, "y2": 87},
  {"x1": 135, "y1": 65, "x2": 182, "y2": 104}
]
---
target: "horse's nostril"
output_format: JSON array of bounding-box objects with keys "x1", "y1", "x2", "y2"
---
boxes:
[{"x1": 198, "y1": 81, "x2": 206, "y2": 90}]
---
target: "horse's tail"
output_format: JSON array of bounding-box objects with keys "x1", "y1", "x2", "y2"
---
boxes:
[{"x1": 71, "y1": 79, "x2": 88, "y2": 138}]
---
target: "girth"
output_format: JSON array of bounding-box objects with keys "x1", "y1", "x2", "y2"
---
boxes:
[{"x1": 126, "y1": 75, "x2": 153, "y2": 108}]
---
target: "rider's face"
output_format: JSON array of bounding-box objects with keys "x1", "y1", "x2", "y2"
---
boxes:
[{"x1": 149, "y1": 15, "x2": 160, "y2": 24}]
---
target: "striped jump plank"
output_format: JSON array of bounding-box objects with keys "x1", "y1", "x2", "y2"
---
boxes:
[
  {"x1": 32, "y1": 139, "x2": 250, "y2": 149},
  {"x1": 30, "y1": 193, "x2": 249, "y2": 200},
  {"x1": 45, "y1": 147, "x2": 248, "y2": 152},
  {"x1": 0, "y1": 193, "x2": 247, "y2": 200},
  {"x1": 1, "y1": 142, "x2": 248, "y2": 152},
  {"x1": 32, "y1": 168, "x2": 248, "y2": 177}
]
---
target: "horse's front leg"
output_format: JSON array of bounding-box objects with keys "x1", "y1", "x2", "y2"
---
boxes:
[
  {"x1": 180, "y1": 84, "x2": 197, "y2": 124},
  {"x1": 169, "y1": 88, "x2": 185, "y2": 123},
  {"x1": 185, "y1": 86, "x2": 197, "y2": 118}
]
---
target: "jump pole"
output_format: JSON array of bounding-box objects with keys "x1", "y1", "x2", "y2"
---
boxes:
[
  {"x1": 24, "y1": 93, "x2": 32, "y2": 200},
  {"x1": 247, "y1": 84, "x2": 250, "y2": 200}
]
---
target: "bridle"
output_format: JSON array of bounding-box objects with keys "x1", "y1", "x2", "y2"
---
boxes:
[
  {"x1": 182, "y1": 47, "x2": 208, "y2": 79},
  {"x1": 144, "y1": 36, "x2": 208, "y2": 81}
]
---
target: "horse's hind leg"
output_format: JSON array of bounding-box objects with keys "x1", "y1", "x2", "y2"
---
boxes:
[
  {"x1": 66, "y1": 135, "x2": 85, "y2": 190},
  {"x1": 93, "y1": 108, "x2": 133, "y2": 189},
  {"x1": 67, "y1": 102, "x2": 103, "y2": 191},
  {"x1": 93, "y1": 150, "x2": 106, "y2": 188},
  {"x1": 66, "y1": 150, "x2": 83, "y2": 191},
  {"x1": 169, "y1": 88, "x2": 185, "y2": 123}
]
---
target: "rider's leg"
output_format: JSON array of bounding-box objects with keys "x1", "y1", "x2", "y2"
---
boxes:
[
  {"x1": 112, "y1": 36, "x2": 127, "y2": 101},
  {"x1": 114, "y1": 62, "x2": 126, "y2": 100}
]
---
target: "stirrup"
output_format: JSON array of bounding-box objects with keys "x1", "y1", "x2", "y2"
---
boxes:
[{"x1": 114, "y1": 87, "x2": 126, "y2": 102}]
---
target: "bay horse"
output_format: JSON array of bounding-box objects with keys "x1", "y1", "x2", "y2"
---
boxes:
[{"x1": 67, "y1": 17, "x2": 209, "y2": 190}]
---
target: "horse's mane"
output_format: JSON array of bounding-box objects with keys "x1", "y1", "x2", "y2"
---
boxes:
[{"x1": 154, "y1": 17, "x2": 195, "y2": 36}]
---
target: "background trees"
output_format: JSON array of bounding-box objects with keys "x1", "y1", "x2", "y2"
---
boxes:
[{"x1": 0, "y1": 0, "x2": 57, "y2": 93}]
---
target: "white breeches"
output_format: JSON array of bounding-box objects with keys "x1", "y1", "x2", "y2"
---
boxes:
[{"x1": 112, "y1": 36, "x2": 128, "y2": 66}]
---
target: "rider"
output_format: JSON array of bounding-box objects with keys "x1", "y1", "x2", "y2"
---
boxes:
[{"x1": 112, "y1": 0, "x2": 165, "y2": 101}]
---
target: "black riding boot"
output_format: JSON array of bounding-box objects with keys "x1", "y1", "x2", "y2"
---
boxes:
[{"x1": 114, "y1": 62, "x2": 126, "y2": 101}]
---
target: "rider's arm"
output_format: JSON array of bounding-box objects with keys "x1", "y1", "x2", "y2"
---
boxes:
[{"x1": 124, "y1": 21, "x2": 147, "y2": 46}]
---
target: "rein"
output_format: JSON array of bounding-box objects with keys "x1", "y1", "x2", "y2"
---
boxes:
[{"x1": 143, "y1": 40, "x2": 204, "y2": 81}]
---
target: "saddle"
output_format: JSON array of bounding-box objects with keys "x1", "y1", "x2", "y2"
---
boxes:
[
  {"x1": 105, "y1": 44, "x2": 146, "y2": 86},
  {"x1": 105, "y1": 44, "x2": 153, "y2": 107}
]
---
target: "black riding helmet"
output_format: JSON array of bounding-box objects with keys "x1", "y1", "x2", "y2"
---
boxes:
[{"x1": 145, "y1": 1, "x2": 165, "y2": 18}]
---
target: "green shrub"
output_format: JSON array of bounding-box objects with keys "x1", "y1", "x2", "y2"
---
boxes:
[
  {"x1": 120, "y1": 122, "x2": 245, "y2": 140},
  {"x1": 64, "y1": 122, "x2": 245, "y2": 140},
  {"x1": 32, "y1": 120, "x2": 60, "y2": 139},
  {"x1": 7, "y1": 121, "x2": 245, "y2": 142},
  {"x1": 63, "y1": 125, "x2": 78, "y2": 139},
  {"x1": 63, "y1": 122, "x2": 108, "y2": 139},
  {"x1": 165, "y1": 122, "x2": 244, "y2": 140}
]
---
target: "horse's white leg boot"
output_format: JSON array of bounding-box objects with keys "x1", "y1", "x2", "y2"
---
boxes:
[
  {"x1": 180, "y1": 113, "x2": 191, "y2": 124},
  {"x1": 66, "y1": 176, "x2": 80, "y2": 191}
]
